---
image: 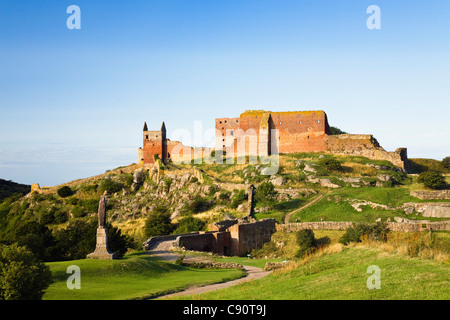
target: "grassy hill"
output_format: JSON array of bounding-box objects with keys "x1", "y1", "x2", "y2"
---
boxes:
[
  {"x1": 1, "y1": 153, "x2": 449, "y2": 301},
  {"x1": 43, "y1": 252, "x2": 245, "y2": 300},
  {"x1": 169, "y1": 244, "x2": 450, "y2": 300},
  {"x1": 409, "y1": 158, "x2": 450, "y2": 174},
  {"x1": 1, "y1": 153, "x2": 448, "y2": 262},
  {"x1": 0, "y1": 178, "x2": 30, "y2": 202}
]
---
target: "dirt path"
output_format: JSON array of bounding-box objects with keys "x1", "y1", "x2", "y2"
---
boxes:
[
  {"x1": 284, "y1": 193, "x2": 324, "y2": 224},
  {"x1": 147, "y1": 240, "x2": 271, "y2": 299}
]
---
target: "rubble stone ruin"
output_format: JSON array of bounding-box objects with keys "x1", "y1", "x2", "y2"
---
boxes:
[{"x1": 87, "y1": 192, "x2": 116, "y2": 260}]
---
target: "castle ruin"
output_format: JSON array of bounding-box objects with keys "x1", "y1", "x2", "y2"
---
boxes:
[{"x1": 139, "y1": 109, "x2": 410, "y2": 172}]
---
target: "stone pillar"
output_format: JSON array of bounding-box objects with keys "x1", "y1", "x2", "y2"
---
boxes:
[
  {"x1": 87, "y1": 192, "x2": 116, "y2": 259},
  {"x1": 247, "y1": 184, "x2": 255, "y2": 217},
  {"x1": 87, "y1": 228, "x2": 116, "y2": 260}
]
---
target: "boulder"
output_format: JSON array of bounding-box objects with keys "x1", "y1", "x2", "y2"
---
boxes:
[
  {"x1": 404, "y1": 206, "x2": 415, "y2": 215},
  {"x1": 303, "y1": 164, "x2": 317, "y2": 173},
  {"x1": 320, "y1": 179, "x2": 340, "y2": 188},
  {"x1": 133, "y1": 171, "x2": 146, "y2": 185},
  {"x1": 377, "y1": 174, "x2": 393, "y2": 182},
  {"x1": 270, "y1": 175, "x2": 287, "y2": 186}
]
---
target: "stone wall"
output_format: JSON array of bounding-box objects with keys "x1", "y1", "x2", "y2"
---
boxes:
[
  {"x1": 277, "y1": 222, "x2": 354, "y2": 232},
  {"x1": 277, "y1": 221, "x2": 450, "y2": 233},
  {"x1": 176, "y1": 233, "x2": 217, "y2": 252},
  {"x1": 410, "y1": 190, "x2": 450, "y2": 200},
  {"x1": 228, "y1": 219, "x2": 277, "y2": 256},
  {"x1": 142, "y1": 232, "x2": 200, "y2": 250},
  {"x1": 324, "y1": 134, "x2": 410, "y2": 171},
  {"x1": 214, "y1": 110, "x2": 409, "y2": 171}
]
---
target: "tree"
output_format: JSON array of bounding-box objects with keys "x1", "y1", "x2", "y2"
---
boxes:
[
  {"x1": 53, "y1": 219, "x2": 97, "y2": 260},
  {"x1": 442, "y1": 157, "x2": 450, "y2": 170},
  {"x1": 418, "y1": 171, "x2": 446, "y2": 189},
  {"x1": 0, "y1": 244, "x2": 52, "y2": 300},
  {"x1": 173, "y1": 217, "x2": 205, "y2": 234},
  {"x1": 144, "y1": 211, "x2": 173, "y2": 238}
]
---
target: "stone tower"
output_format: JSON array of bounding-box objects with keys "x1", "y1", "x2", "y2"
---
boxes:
[{"x1": 141, "y1": 121, "x2": 167, "y2": 164}]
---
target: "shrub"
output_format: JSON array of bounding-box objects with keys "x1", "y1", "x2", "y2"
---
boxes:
[
  {"x1": 296, "y1": 229, "x2": 317, "y2": 258},
  {"x1": 329, "y1": 126, "x2": 347, "y2": 135},
  {"x1": 255, "y1": 182, "x2": 277, "y2": 203},
  {"x1": 99, "y1": 179, "x2": 124, "y2": 194},
  {"x1": 339, "y1": 222, "x2": 389, "y2": 245},
  {"x1": 417, "y1": 171, "x2": 446, "y2": 189},
  {"x1": 187, "y1": 196, "x2": 213, "y2": 214},
  {"x1": 175, "y1": 255, "x2": 185, "y2": 265},
  {"x1": 82, "y1": 199, "x2": 100, "y2": 213},
  {"x1": 0, "y1": 244, "x2": 52, "y2": 300},
  {"x1": 230, "y1": 189, "x2": 246, "y2": 209},
  {"x1": 53, "y1": 210, "x2": 69, "y2": 224},
  {"x1": 317, "y1": 157, "x2": 342, "y2": 171},
  {"x1": 57, "y1": 186, "x2": 73, "y2": 198}
]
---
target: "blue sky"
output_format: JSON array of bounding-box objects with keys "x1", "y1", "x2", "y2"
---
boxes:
[{"x1": 0, "y1": 0, "x2": 449, "y2": 186}]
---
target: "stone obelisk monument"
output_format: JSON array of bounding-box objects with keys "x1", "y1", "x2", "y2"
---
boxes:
[{"x1": 87, "y1": 191, "x2": 116, "y2": 259}]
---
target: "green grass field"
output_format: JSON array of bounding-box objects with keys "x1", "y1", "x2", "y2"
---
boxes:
[
  {"x1": 43, "y1": 252, "x2": 245, "y2": 300},
  {"x1": 170, "y1": 246, "x2": 450, "y2": 300}
]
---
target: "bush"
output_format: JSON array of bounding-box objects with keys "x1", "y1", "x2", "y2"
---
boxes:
[
  {"x1": 318, "y1": 157, "x2": 342, "y2": 171},
  {"x1": 82, "y1": 199, "x2": 100, "y2": 213},
  {"x1": 339, "y1": 222, "x2": 389, "y2": 245},
  {"x1": 187, "y1": 196, "x2": 213, "y2": 215},
  {"x1": 255, "y1": 182, "x2": 277, "y2": 203},
  {"x1": 295, "y1": 229, "x2": 317, "y2": 258},
  {"x1": 230, "y1": 190, "x2": 246, "y2": 209},
  {"x1": 0, "y1": 244, "x2": 52, "y2": 300},
  {"x1": 329, "y1": 126, "x2": 347, "y2": 135},
  {"x1": 418, "y1": 171, "x2": 446, "y2": 189},
  {"x1": 175, "y1": 255, "x2": 185, "y2": 265},
  {"x1": 57, "y1": 186, "x2": 73, "y2": 198},
  {"x1": 99, "y1": 179, "x2": 124, "y2": 194}
]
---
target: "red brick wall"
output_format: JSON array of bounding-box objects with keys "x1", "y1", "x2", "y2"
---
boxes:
[{"x1": 217, "y1": 110, "x2": 331, "y2": 155}]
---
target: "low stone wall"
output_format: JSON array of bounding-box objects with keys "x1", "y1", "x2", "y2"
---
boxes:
[
  {"x1": 176, "y1": 233, "x2": 217, "y2": 252},
  {"x1": 388, "y1": 221, "x2": 450, "y2": 232},
  {"x1": 143, "y1": 232, "x2": 200, "y2": 250},
  {"x1": 183, "y1": 262, "x2": 244, "y2": 270},
  {"x1": 278, "y1": 221, "x2": 450, "y2": 233},
  {"x1": 410, "y1": 190, "x2": 450, "y2": 200},
  {"x1": 277, "y1": 222, "x2": 354, "y2": 232}
]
